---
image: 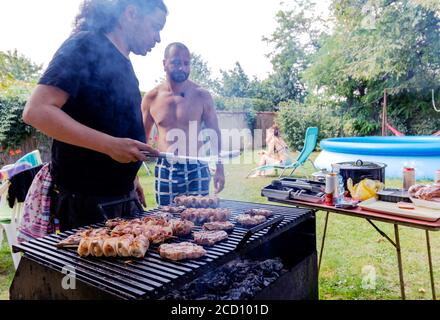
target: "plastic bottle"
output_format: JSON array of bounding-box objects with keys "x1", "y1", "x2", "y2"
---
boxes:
[
  {"x1": 334, "y1": 172, "x2": 345, "y2": 204},
  {"x1": 402, "y1": 167, "x2": 415, "y2": 190}
]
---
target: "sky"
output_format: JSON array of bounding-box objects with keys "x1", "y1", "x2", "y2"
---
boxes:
[{"x1": 0, "y1": 0, "x2": 288, "y2": 92}]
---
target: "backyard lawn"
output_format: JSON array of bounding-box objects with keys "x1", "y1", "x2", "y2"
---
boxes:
[{"x1": 0, "y1": 151, "x2": 439, "y2": 300}]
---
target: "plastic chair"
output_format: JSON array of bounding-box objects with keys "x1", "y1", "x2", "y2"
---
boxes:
[
  {"x1": 247, "y1": 127, "x2": 319, "y2": 179},
  {"x1": 0, "y1": 150, "x2": 43, "y2": 269},
  {"x1": 0, "y1": 180, "x2": 22, "y2": 269}
]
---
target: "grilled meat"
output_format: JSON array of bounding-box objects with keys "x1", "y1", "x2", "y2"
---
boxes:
[
  {"x1": 158, "y1": 206, "x2": 186, "y2": 214},
  {"x1": 168, "y1": 219, "x2": 194, "y2": 236},
  {"x1": 193, "y1": 230, "x2": 228, "y2": 246},
  {"x1": 236, "y1": 214, "x2": 267, "y2": 226},
  {"x1": 409, "y1": 183, "x2": 440, "y2": 200},
  {"x1": 180, "y1": 208, "x2": 231, "y2": 224},
  {"x1": 117, "y1": 234, "x2": 135, "y2": 257},
  {"x1": 58, "y1": 228, "x2": 110, "y2": 248},
  {"x1": 78, "y1": 234, "x2": 150, "y2": 258},
  {"x1": 128, "y1": 235, "x2": 150, "y2": 258},
  {"x1": 202, "y1": 221, "x2": 235, "y2": 231},
  {"x1": 159, "y1": 242, "x2": 207, "y2": 261},
  {"x1": 174, "y1": 195, "x2": 220, "y2": 208},
  {"x1": 244, "y1": 209, "x2": 273, "y2": 218}
]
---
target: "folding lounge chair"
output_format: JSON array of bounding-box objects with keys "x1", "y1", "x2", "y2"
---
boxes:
[{"x1": 247, "y1": 127, "x2": 319, "y2": 179}]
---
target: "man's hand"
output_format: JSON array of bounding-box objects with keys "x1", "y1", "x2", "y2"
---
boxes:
[
  {"x1": 107, "y1": 137, "x2": 159, "y2": 163},
  {"x1": 213, "y1": 165, "x2": 225, "y2": 194},
  {"x1": 134, "y1": 176, "x2": 147, "y2": 208}
]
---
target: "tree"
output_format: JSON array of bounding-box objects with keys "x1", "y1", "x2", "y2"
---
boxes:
[
  {"x1": 1, "y1": 50, "x2": 42, "y2": 96},
  {"x1": 0, "y1": 49, "x2": 42, "y2": 83},
  {"x1": 218, "y1": 62, "x2": 252, "y2": 98},
  {"x1": 304, "y1": 0, "x2": 440, "y2": 135},
  {"x1": 263, "y1": 0, "x2": 328, "y2": 105},
  {"x1": 189, "y1": 53, "x2": 219, "y2": 93}
]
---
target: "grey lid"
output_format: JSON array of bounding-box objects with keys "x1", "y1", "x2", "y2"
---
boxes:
[{"x1": 332, "y1": 159, "x2": 387, "y2": 170}]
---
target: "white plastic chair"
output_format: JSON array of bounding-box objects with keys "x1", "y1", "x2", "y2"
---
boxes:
[{"x1": 0, "y1": 180, "x2": 22, "y2": 269}]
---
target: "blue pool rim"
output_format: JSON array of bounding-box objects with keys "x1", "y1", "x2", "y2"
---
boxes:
[{"x1": 320, "y1": 136, "x2": 440, "y2": 156}]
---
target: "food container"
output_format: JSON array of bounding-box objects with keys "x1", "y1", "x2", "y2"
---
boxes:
[
  {"x1": 377, "y1": 189, "x2": 411, "y2": 203},
  {"x1": 332, "y1": 160, "x2": 387, "y2": 191}
]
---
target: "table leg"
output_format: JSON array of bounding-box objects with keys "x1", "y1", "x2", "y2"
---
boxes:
[
  {"x1": 426, "y1": 230, "x2": 436, "y2": 300},
  {"x1": 394, "y1": 224, "x2": 406, "y2": 300},
  {"x1": 318, "y1": 211, "x2": 330, "y2": 275}
]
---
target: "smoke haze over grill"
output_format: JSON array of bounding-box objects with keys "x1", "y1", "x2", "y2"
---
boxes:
[{"x1": 0, "y1": 0, "x2": 304, "y2": 91}]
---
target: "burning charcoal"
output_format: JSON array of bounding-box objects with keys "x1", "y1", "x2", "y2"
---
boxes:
[{"x1": 162, "y1": 258, "x2": 286, "y2": 300}]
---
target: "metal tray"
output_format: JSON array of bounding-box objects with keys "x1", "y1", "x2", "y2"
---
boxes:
[{"x1": 262, "y1": 180, "x2": 325, "y2": 204}]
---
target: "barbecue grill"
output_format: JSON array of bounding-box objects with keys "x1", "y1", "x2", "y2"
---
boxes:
[{"x1": 10, "y1": 200, "x2": 318, "y2": 300}]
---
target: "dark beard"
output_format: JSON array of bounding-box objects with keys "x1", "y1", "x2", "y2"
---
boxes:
[{"x1": 170, "y1": 71, "x2": 189, "y2": 83}]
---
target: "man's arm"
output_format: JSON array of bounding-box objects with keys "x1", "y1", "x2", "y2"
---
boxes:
[
  {"x1": 23, "y1": 84, "x2": 157, "y2": 163},
  {"x1": 141, "y1": 90, "x2": 157, "y2": 142},
  {"x1": 201, "y1": 90, "x2": 225, "y2": 194}
]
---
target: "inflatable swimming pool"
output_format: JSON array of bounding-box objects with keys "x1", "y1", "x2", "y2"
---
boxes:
[{"x1": 314, "y1": 136, "x2": 440, "y2": 180}]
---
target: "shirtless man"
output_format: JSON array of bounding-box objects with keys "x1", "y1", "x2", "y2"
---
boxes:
[{"x1": 142, "y1": 42, "x2": 225, "y2": 205}]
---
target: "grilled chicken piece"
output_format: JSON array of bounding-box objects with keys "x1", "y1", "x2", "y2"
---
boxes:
[
  {"x1": 58, "y1": 228, "x2": 110, "y2": 248},
  {"x1": 168, "y1": 219, "x2": 194, "y2": 236},
  {"x1": 89, "y1": 236, "x2": 110, "y2": 257},
  {"x1": 77, "y1": 237, "x2": 92, "y2": 257},
  {"x1": 103, "y1": 237, "x2": 119, "y2": 257},
  {"x1": 143, "y1": 225, "x2": 174, "y2": 244},
  {"x1": 105, "y1": 218, "x2": 126, "y2": 229},
  {"x1": 202, "y1": 221, "x2": 235, "y2": 231},
  {"x1": 155, "y1": 212, "x2": 174, "y2": 220},
  {"x1": 193, "y1": 230, "x2": 228, "y2": 246},
  {"x1": 415, "y1": 185, "x2": 440, "y2": 200},
  {"x1": 236, "y1": 214, "x2": 267, "y2": 227},
  {"x1": 117, "y1": 234, "x2": 135, "y2": 257},
  {"x1": 408, "y1": 184, "x2": 426, "y2": 198},
  {"x1": 244, "y1": 209, "x2": 273, "y2": 218},
  {"x1": 128, "y1": 235, "x2": 150, "y2": 258},
  {"x1": 57, "y1": 232, "x2": 84, "y2": 248},
  {"x1": 159, "y1": 242, "x2": 207, "y2": 261}
]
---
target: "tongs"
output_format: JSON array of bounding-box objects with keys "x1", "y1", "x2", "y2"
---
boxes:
[{"x1": 141, "y1": 150, "x2": 241, "y2": 163}]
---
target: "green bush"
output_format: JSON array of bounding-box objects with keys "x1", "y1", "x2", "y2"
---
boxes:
[
  {"x1": 0, "y1": 95, "x2": 33, "y2": 149},
  {"x1": 213, "y1": 96, "x2": 274, "y2": 112},
  {"x1": 278, "y1": 100, "x2": 342, "y2": 150}
]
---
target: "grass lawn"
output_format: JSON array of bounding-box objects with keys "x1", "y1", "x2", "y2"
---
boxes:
[{"x1": 1, "y1": 150, "x2": 439, "y2": 300}]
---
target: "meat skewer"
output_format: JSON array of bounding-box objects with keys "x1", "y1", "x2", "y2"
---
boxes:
[
  {"x1": 180, "y1": 208, "x2": 231, "y2": 224},
  {"x1": 174, "y1": 195, "x2": 220, "y2": 208}
]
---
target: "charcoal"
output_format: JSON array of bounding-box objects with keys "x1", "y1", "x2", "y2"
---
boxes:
[{"x1": 164, "y1": 258, "x2": 286, "y2": 300}]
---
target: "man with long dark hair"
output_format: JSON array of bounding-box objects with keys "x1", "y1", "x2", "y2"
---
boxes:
[{"x1": 22, "y1": 0, "x2": 168, "y2": 230}]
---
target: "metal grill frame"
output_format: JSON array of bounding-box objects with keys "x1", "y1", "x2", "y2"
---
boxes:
[{"x1": 13, "y1": 200, "x2": 313, "y2": 300}]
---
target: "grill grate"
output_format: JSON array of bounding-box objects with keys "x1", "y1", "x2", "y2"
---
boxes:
[{"x1": 13, "y1": 200, "x2": 312, "y2": 300}]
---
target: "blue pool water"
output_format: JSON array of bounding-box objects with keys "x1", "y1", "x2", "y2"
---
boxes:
[{"x1": 315, "y1": 136, "x2": 440, "y2": 179}]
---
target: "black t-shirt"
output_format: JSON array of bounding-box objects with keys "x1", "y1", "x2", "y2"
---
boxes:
[{"x1": 38, "y1": 31, "x2": 145, "y2": 196}]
